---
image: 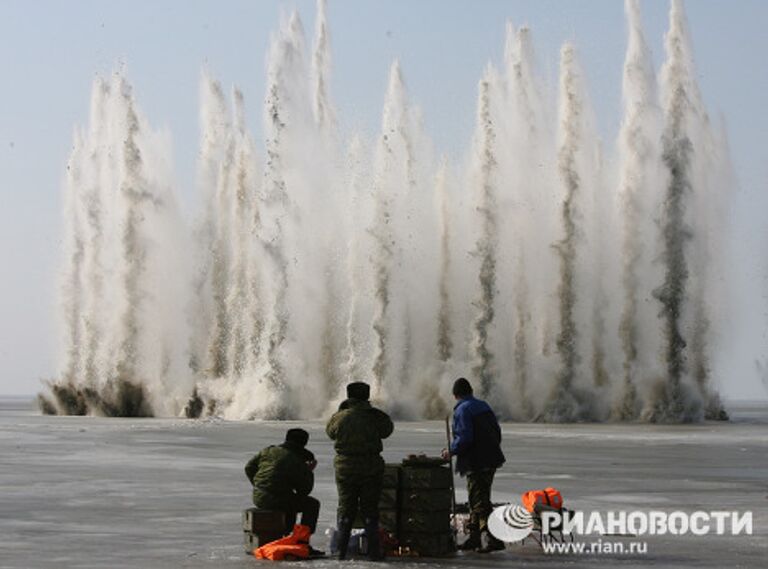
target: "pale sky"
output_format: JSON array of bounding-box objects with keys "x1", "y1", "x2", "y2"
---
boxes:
[{"x1": 0, "y1": 0, "x2": 766, "y2": 398}]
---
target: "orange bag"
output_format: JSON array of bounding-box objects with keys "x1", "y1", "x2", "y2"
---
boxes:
[
  {"x1": 522, "y1": 487, "x2": 563, "y2": 512},
  {"x1": 254, "y1": 524, "x2": 311, "y2": 561}
]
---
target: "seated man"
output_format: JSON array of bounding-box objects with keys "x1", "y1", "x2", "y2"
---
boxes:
[{"x1": 245, "y1": 428, "x2": 321, "y2": 541}]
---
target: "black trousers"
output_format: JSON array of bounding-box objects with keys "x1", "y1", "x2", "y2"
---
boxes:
[{"x1": 287, "y1": 495, "x2": 320, "y2": 534}]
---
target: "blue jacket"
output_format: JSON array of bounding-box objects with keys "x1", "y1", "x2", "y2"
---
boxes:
[{"x1": 450, "y1": 396, "x2": 505, "y2": 475}]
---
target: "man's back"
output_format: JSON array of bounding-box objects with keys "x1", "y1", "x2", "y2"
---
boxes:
[
  {"x1": 246, "y1": 444, "x2": 313, "y2": 509},
  {"x1": 451, "y1": 396, "x2": 505, "y2": 474},
  {"x1": 326, "y1": 399, "x2": 393, "y2": 456}
]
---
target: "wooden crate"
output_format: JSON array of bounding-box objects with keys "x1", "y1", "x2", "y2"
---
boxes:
[
  {"x1": 242, "y1": 508, "x2": 287, "y2": 533},
  {"x1": 400, "y1": 510, "x2": 452, "y2": 533},
  {"x1": 400, "y1": 465, "x2": 453, "y2": 489},
  {"x1": 379, "y1": 487, "x2": 398, "y2": 510},
  {"x1": 400, "y1": 488, "x2": 453, "y2": 512}
]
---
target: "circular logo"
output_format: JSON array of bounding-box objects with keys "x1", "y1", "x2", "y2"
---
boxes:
[{"x1": 488, "y1": 504, "x2": 534, "y2": 543}]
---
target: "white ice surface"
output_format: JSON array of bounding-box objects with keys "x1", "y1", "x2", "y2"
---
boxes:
[{"x1": 1, "y1": 398, "x2": 767, "y2": 568}]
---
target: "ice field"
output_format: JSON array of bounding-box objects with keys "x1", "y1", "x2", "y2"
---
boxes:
[{"x1": 1, "y1": 397, "x2": 767, "y2": 568}]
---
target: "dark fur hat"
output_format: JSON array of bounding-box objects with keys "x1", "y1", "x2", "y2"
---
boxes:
[{"x1": 346, "y1": 381, "x2": 371, "y2": 401}]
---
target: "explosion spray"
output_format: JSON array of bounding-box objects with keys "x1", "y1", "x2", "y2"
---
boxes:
[
  {"x1": 648, "y1": 0, "x2": 706, "y2": 422},
  {"x1": 107, "y1": 78, "x2": 156, "y2": 416},
  {"x1": 504, "y1": 24, "x2": 546, "y2": 419},
  {"x1": 615, "y1": 0, "x2": 664, "y2": 420},
  {"x1": 513, "y1": 264, "x2": 533, "y2": 419},
  {"x1": 549, "y1": 45, "x2": 580, "y2": 416},
  {"x1": 206, "y1": 115, "x2": 236, "y2": 380},
  {"x1": 590, "y1": 145, "x2": 611, "y2": 398},
  {"x1": 190, "y1": 73, "x2": 230, "y2": 377},
  {"x1": 370, "y1": 61, "x2": 416, "y2": 401},
  {"x1": 542, "y1": 44, "x2": 592, "y2": 422},
  {"x1": 45, "y1": 1, "x2": 732, "y2": 422},
  {"x1": 435, "y1": 162, "x2": 453, "y2": 363},
  {"x1": 342, "y1": 138, "x2": 366, "y2": 384},
  {"x1": 46, "y1": 74, "x2": 193, "y2": 417},
  {"x1": 258, "y1": 29, "x2": 296, "y2": 418},
  {"x1": 369, "y1": 88, "x2": 396, "y2": 394},
  {"x1": 617, "y1": 3, "x2": 650, "y2": 418},
  {"x1": 50, "y1": 131, "x2": 87, "y2": 414},
  {"x1": 312, "y1": 0, "x2": 344, "y2": 399},
  {"x1": 470, "y1": 71, "x2": 500, "y2": 399},
  {"x1": 80, "y1": 80, "x2": 111, "y2": 390},
  {"x1": 311, "y1": 0, "x2": 334, "y2": 131}
]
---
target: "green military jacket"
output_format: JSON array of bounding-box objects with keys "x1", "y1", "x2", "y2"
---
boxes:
[
  {"x1": 326, "y1": 398, "x2": 394, "y2": 457},
  {"x1": 244, "y1": 442, "x2": 314, "y2": 509}
]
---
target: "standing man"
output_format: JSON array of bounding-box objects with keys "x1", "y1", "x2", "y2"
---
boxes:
[
  {"x1": 326, "y1": 382, "x2": 394, "y2": 560},
  {"x1": 441, "y1": 377, "x2": 505, "y2": 552},
  {"x1": 245, "y1": 428, "x2": 321, "y2": 540}
]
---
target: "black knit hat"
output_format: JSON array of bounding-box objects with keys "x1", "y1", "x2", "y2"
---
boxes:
[
  {"x1": 452, "y1": 377, "x2": 473, "y2": 398},
  {"x1": 285, "y1": 428, "x2": 309, "y2": 448},
  {"x1": 346, "y1": 381, "x2": 371, "y2": 401}
]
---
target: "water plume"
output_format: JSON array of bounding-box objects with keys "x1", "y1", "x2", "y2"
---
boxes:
[
  {"x1": 342, "y1": 137, "x2": 366, "y2": 385},
  {"x1": 435, "y1": 162, "x2": 453, "y2": 364},
  {"x1": 470, "y1": 68, "x2": 500, "y2": 400},
  {"x1": 44, "y1": 73, "x2": 191, "y2": 417},
  {"x1": 503, "y1": 24, "x2": 551, "y2": 419},
  {"x1": 311, "y1": 0, "x2": 334, "y2": 131},
  {"x1": 542, "y1": 44, "x2": 591, "y2": 422},
  {"x1": 614, "y1": 0, "x2": 663, "y2": 420},
  {"x1": 513, "y1": 266, "x2": 533, "y2": 419},
  {"x1": 191, "y1": 72, "x2": 230, "y2": 377},
  {"x1": 647, "y1": 0, "x2": 709, "y2": 422},
  {"x1": 370, "y1": 61, "x2": 415, "y2": 403},
  {"x1": 312, "y1": 0, "x2": 344, "y2": 402},
  {"x1": 255, "y1": 15, "x2": 303, "y2": 418}
]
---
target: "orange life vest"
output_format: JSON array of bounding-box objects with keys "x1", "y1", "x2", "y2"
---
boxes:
[
  {"x1": 254, "y1": 524, "x2": 311, "y2": 561},
  {"x1": 522, "y1": 487, "x2": 563, "y2": 512}
]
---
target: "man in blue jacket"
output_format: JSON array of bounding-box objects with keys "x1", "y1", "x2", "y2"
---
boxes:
[{"x1": 442, "y1": 377, "x2": 505, "y2": 552}]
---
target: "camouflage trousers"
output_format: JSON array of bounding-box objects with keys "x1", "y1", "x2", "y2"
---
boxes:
[
  {"x1": 334, "y1": 454, "x2": 384, "y2": 523},
  {"x1": 466, "y1": 468, "x2": 496, "y2": 532}
]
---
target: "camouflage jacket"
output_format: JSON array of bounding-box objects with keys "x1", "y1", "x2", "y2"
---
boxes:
[
  {"x1": 245, "y1": 442, "x2": 314, "y2": 509},
  {"x1": 326, "y1": 398, "x2": 394, "y2": 457}
]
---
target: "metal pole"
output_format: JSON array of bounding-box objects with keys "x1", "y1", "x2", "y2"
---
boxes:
[{"x1": 445, "y1": 413, "x2": 457, "y2": 522}]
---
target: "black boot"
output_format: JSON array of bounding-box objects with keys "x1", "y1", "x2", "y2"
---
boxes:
[
  {"x1": 458, "y1": 527, "x2": 481, "y2": 551},
  {"x1": 364, "y1": 518, "x2": 384, "y2": 561},
  {"x1": 336, "y1": 518, "x2": 352, "y2": 560},
  {"x1": 477, "y1": 530, "x2": 505, "y2": 553}
]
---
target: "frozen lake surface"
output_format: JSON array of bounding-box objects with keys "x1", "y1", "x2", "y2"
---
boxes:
[{"x1": 1, "y1": 398, "x2": 767, "y2": 568}]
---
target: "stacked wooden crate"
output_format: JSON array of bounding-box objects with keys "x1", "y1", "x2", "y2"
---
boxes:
[
  {"x1": 396, "y1": 460, "x2": 456, "y2": 557},
  {"x1": 378, "y1": 463, "x2": 401, "y2": 536},
  {"x1": 353, "y1": 460, "x2": 455, "y2": 556},
  {"x1": 241, "y1": 508, "x2": 287, "y2": 553}
]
